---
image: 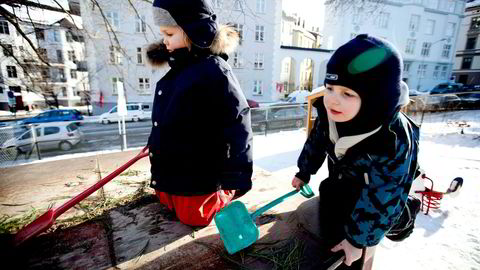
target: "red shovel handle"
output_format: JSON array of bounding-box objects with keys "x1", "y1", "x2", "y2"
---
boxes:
[
  {"x1": 14, "y1": 146, "x2": 149, "y2": 246},
  {"x1": 55, "y1": 146, "x2": 149, "y2": 218}
]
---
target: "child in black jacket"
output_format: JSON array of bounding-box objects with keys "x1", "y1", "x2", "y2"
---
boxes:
[
  {"x1": 146, "y1": 0, "x2": 252, "y2": 226},
  {"x1": 292, "y1": 35, "x2": 420, "y2": 269}
]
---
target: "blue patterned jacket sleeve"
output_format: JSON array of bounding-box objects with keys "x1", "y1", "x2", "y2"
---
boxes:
[
  {"x1": 344, "y1": 120, "x2": 419, "y2": 248},
  {"x1": 296, "y1": 116, "x2": 328, "y2": 183}
]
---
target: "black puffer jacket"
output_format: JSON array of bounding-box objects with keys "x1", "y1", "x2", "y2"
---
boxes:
[{"x1": 147, "y1": 45, "x2": 252, "y2": 196}]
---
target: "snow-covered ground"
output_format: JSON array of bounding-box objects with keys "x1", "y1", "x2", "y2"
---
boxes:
[{"x1": 252, "y1": 110, "x2": 480, "y2": 270}]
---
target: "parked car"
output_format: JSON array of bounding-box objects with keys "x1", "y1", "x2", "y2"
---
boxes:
[
  {"x1": 99, "y1": 103, "x2": 151, "y2": 124},
  {"x1": 423, "y1": 94, "x2": 461, "y2": 111},
  {"x1": 21, "y1": 109, "x2": 84, "y2": 125},
  {"x1": 1, "y1": 122, "x2": 84, "y2": 152},
  {"x1": 457, "y1": 93, "x2": 480, "y2": 109},
  {"x1": 251, "y1": 106, "x2": 307, "y2": 132},
  {"x1": 430, "y1": 82, "x2": 463, "y2": 95}
]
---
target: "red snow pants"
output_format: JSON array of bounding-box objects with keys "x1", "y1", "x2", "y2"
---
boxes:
[{"x1": 155, "y1": 190, "x2": 235, "y2": 226}]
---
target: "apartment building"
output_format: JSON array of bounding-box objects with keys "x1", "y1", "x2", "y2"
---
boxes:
[
  {"x1": 0, "y1": 6, "x2": 88, "y2": 111},
  {"x1": 322, "y1": 0, "x2": 465, "y2": 92}
]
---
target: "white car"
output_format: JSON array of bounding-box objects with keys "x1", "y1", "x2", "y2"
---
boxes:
[
  {"x1": 1, "y1": 122, "x2": 84, "y2": 152},
  {"x1": 99, "y1": 103, "x2": 151, "y2": 124}
]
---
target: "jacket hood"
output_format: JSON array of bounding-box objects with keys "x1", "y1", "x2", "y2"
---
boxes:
[{"x1": 146, "y1": 24, "x2": 238, "y2": 68}]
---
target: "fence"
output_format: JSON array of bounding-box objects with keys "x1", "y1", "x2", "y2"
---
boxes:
[{"x1": 0, "y1": 94, "x2": 479, "y2": 167}]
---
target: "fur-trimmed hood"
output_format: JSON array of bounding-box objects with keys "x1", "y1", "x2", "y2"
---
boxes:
[{"x1": 146, "y1": 24, "x2": 239, "y2": 68}]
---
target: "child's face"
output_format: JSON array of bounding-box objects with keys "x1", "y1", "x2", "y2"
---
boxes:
[
  {"x1": 324, "y1": 84, "x2": 361, "y2": 122},
  {"x1": 159, "y1": 26, "x2": 188, "y2": 52}
]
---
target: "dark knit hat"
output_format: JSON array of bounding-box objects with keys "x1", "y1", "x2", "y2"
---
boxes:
[
  {"x1": 152, "y1": 0, "x2": 218, "y2": 48},
  {"x1": 324, "y1": 34, "x2": 403, "y2": 136}
]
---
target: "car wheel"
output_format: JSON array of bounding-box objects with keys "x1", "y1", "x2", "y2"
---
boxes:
[
  {"x1": 102, "y1": 119, "x2": 109, "y2": 125},
  {"x1": 295, "y1": 119, "x2": 303, "y2": 128},
  {"x1": 59, "y1": 141, "x2": 72, "y2": 151}
]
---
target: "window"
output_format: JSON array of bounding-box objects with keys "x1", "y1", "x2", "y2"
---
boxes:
[
  {"x1": 106, "y1": 11, "x2": 120, "y2": 31},
  {"x1": 404, "y1": 62, "x2": 411, "y2": 74},
  {"x1": 471, "y1": 17, "x2": 480, "y2": 30},
  {"x1": 425, "y1": 19, "x2": 435, "y2": 35},
  {"x1": 111, "y1": 77, "x2": 124, "y2": 95},
  {"x1": 57, "y1": 49, "x2": 63, "y2": 62},
  {"x1": 417, "y1": 64, "x2": 427, "y2": 78},
  {"x1": 41, "y1": 68, "x2": 50, "y2": 78},
  {"x1": 433, "y1": 65, "x2": 440, "y2": 79},
  {"x1": 254, "y1": 53, "x2": 264, "y2": 69},
  {"x1": 466, "y1": 37, "x2": 476, "y2": 50},
  {"x1": 232, "y1": 23, "x2": 244, "y2": 43},
  {"x1": 55, "y1": 68, "x2": 65, "y2": 80},
  {"x1": 421, "y1": 42, "x2": 431, "y2": 57},
  {"x1": 67, "y1": 51, "x2": 76, "y2": 62},
  {"x1": 405, "y1": 39, "x2": 416, "y2": 54},
  {"x1": 3, "y1": 44, "x2": 13, "y2": 57},
  {"x1": 62, "y1": 87, "x2": 67, "y2": 97},
  {"x1": 0, "y1": 87, "x2": 3, "y2": 94},
  {"x1": 66, "y1": 31, "x2": 73, "y2": 42},
  {"x1": 137, "y1": 47, "x2": 143, "y2": 64},
  {"x1": 135, "y1": 15, "x2": 146, "y2": 33},
  {"x1": 352, "y1": 13, "x2": 360, "y2": 25},
  {"x1": 35, "y1": 29, "x2": 44, "y2": 40},
  {"x1": 462, "y1": 57, "x2": 472, "y2": 69},
  {"x1": 6, "y1": 66, "x2": 17, "y2": 78},
  {"x1": 409, "y1": 15, "x2": 420, "y2": 32},
  {"x1": 376, "y1": 12, "x2": 389, "y2": 29},
  {"x1": 234, "y1": 0, "x2": 242, "y2": 10},
  {"x1": 283, "y1": 61, "x2": 290, "y2": 73},
  {"x1": 441, "y1": 66, "x2": 448, "y2": 78},
  {"x1": 53, "y1": 30, "x2": 60, "y2": 42},
  {"x1": 138, "y1": 78, "x2": 150, "y2": 94},
  {"x1": 256, "y1": 0, "x2": 266, "y2": 13},
  {"x1": 44, "y1": 127, "x2": 60, "y2": 136},
  {"x1": 255, "y1": 25, "x2": 265, "y2": 42},
  {"x1": 447, "y1": 0, "x2": 456, "y2": 12},
  {"x1": 253, "y1": 80, "x2": 263, "y2": 95},
  {"x1": 0, "y1": 19, "x2": 9, "y2": 34},
  {"x1": 70, "y1": 69, "x2": 77, "y2": 79},
  {"x1": 109, "y1": 46, "x2": 123, "y2": 64},
  {"x1": 211, "y1": 0, "x2": 222, "y2": 8},
  {"x1": 442, "y1": 44, "x2": 451, "y2": 58},
  {"x1": 233, "y1": 51, "x2": 243, "y2": 68},
  {"x1": 446, "y1": 22, "x2": 455, "y2": 37}
]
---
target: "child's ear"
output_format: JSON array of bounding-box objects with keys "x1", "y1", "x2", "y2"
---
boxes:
[{"x1": 146, "y1": 40, "x2": 169, "y2": 67}]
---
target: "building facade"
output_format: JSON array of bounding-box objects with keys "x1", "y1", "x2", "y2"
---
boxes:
[
  {"x1": 453, "y1": 0, "x2": 480, "y2": 85},
  {"x1": 322, "y1": 0, "x2": 465, "y2": 92},
  {"x1": 0, "y1": 6, "x2": 88, "y2": 111},
  {"x1": 80, "y1": 0, "x2": 282, "y2": 114}
]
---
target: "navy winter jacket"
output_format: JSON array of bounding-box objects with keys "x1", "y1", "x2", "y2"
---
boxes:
[
  {"x1": 148, "y1": 48, "x2": 253, "y2": 195},
  {"x1": 296, "y1": 98, "x2": 420, "y2": 248}
]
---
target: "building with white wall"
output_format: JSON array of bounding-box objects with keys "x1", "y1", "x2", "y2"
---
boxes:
[
  {"x1": 452, "y1": 0, "x2": 480, "y2": 85},
  {"x1": 322, "y1": 0, "x2": 465, "y2": 92},
  {"x1": 0, "y1": 5, "x2": 88, "y2": 111},
  {"x1": 80, "y1": 0, "x2": 283, "y2": 113}
]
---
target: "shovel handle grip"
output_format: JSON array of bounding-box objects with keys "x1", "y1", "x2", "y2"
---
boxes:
[
  {"x1": 250, "y1": 190, "x2": 299, "y2": 220},
  {"x1": 54, "y1": 146, "x2": 149, "y2": 219}
]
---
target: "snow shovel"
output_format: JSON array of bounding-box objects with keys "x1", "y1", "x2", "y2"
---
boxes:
[
  {"x1": 14, "y1": 146, "x2": 150, "y2": 246},
  {"x1": 215, "y1": 184, "x2": 314, "y2": 254}
]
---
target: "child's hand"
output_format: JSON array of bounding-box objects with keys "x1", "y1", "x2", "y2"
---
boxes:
[
  {"x1": 331, "y1": 239, "x2": 362, "y2": 266},
  {"x1": 291, "y1": 177, "x2": 305, "y2": 190}
]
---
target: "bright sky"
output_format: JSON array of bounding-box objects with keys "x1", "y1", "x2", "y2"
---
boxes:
[{"x1": 282, "y1": 0, "x2": 325, "y2": 30}]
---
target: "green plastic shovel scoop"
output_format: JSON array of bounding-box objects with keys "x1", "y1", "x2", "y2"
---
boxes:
[{"x1": 215, "y1": 184, "x2": 314, "y2": 254}]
